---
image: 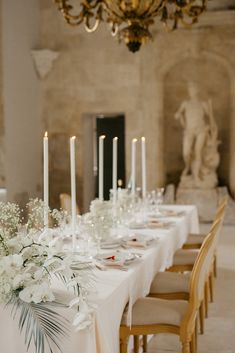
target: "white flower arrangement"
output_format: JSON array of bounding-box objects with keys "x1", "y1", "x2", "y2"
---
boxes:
[
  {"x1": 0, "y1": 200, "x2": 94, "y2": 353},
  {"x1": 88, "y1": 199, "x2": 114, "y2": 241}
]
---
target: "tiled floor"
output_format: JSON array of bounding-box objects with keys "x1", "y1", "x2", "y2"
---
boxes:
[{"x1": 147, "y1": 225, "x2": 235, "y2": 353}]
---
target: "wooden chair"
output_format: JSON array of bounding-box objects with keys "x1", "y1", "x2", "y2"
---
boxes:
[
  {"x1": 164, "y1": 199, "x2": 226, "y2": 323},
  {"x1": 182, "y1": 196, "x2": 227, "y2": 278},
  {"x1": 148, "y1": 218, "x2": 223, "y2": 336},
  {"x1": 167, "y1": 197, "x2": 227, "y2": 277},
  {"x1": 59, "y1": 193, "x2": 80, "y2": 215},
  {"x1": 120, "y1": 221, "x2": 220, "y2": 353},
  {"x1": 183, "y1": 196, "x2": 227, "y2": 250}
]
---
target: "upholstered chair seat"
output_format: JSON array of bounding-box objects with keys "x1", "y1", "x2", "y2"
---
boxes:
[
  {"x1": 184, "y1": 233, "x2": 205, "y2": 246},
  {"x1": 121, "y1": 297, "x2": 188, "y2": 327},
  {"x1": 150, "y1": 271, "x2": 190, "y2": 294},
  {"x1": 172, "y1": 249, "x2": 199, "y2": 266}
]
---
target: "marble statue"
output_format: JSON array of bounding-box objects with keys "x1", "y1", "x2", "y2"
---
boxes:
[{"x1": 175, "y1": 82, "x2": 220, "y2": 189}]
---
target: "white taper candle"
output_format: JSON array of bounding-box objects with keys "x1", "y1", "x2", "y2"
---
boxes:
[
  {"x1": 43, "y1": 131, "x2": 49, "y2": 228},
  {"x1": 70, "y1": 136, "x2": 77, "y2": 251},
  {"x1": 99, "y1": 135, "x2": 105, "y2": 201},
  {"x1": 141, "y1": 137, "x2": 147, "y2": 199},
  {"x1": 112, "y1": 137, "x2": 118, "y2": 204},
  {"x1": 131, "y1": 138, "x2": 137, "y2": 197}
]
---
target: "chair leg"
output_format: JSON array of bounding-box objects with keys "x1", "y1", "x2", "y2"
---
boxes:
[
  {"x1": 195, "y1": 317, "x2": 198, "y2": 353},
  {"x1": 182, "y1": 342, "x2": 191, "y2": 353},
  {"x1": 209, "y1": 273, "x2": 214, "y2": 302},
  {"x1": 190, "y1": 338, "x2": 194, "y2": 353},
  {"x1": 134, "y1": 335, "x2": 140, "y2": 353},
  {"x1": 143, "y1": 335, "x2": 148, "y2": 352},
  {"x1": 199, "y1": 302, "x2": 205, "y2": 334},
  {"x1": 190, "y1": 332, "x2": 196, "y2": 353},
  {"x1": 120, "y1": 333, "x2": 129, "y2": 353},
  {"x1": 204, "y1": 282, "x2": 209, "y2": 318},
  {"x1": 213, "y1": 255, "x2": 217, "y2": 278}
]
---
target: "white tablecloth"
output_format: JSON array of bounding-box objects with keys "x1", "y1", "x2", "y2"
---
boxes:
[{"x1": 0, "y1": 205, "x2": 199, "y2": 353}]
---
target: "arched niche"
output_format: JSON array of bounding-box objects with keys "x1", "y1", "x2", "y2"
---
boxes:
[{"x1": 163, "y1": 55, "x2": 231, "y2": 190}]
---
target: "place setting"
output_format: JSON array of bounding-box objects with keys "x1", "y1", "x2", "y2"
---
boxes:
[{"x1": 94, "y1": 249, "x2": 142, "y2": 271}]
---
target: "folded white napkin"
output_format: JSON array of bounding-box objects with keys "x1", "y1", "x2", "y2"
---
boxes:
[
  {"x1": 124, "y1": 234, "x2": 153, "y2": 248},
  {"x1": 100, "y1": 253, "x2": 126, "y2": 267}
]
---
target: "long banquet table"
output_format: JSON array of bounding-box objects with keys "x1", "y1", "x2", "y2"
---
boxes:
[{"x1": 0, "y1": 205, "x2": 199, "y2": 353}]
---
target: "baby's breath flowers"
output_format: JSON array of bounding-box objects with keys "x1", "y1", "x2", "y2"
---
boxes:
[{"x1": 0, "y1": 200, "x2": 94, "y2": 353}]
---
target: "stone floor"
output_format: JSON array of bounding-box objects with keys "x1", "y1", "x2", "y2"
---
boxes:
[{"x1": 148, "y1": 225, "x2": 235, "y2": 353}]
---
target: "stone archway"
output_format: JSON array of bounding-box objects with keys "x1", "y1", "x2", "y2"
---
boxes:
[{"x1": 157, "y1": 50, "x2": 235, "y2": 196}]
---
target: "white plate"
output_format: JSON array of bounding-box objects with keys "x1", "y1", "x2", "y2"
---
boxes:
[
  {"x1": 100, "y1": 240, "x2": 121, "y2": 249},
  {"x1": 97, "y1": 251, "x2": 136, "y2": 266},
  {"x1": 123, "y1": 233, "x2": 154, "y2": 242},
  {"x1": 128, "y1": 222, "x2": 147, "y2": 229},
  {"x1": 157, "y1": 210, "x2": 185, "y2": 217},
  {"x1": 70, "y1": 260, "x2": 93, "y2": 270},
  {"x1": 121, "y1": 233, "x2": 155, "y2": 248},
  {"x1": 97, "y1": 252, "x2": 124, "y2": 264}
]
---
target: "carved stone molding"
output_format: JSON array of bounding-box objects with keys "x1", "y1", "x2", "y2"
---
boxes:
[{"x1": 31, "y1": 49, "x2": 59, "y2": 79}]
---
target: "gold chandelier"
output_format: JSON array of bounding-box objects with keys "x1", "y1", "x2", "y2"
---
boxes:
[{"x1": 54, "y1": 0, "x2": 208, "y2": 52}]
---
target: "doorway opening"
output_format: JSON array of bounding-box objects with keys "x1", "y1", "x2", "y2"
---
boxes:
[{"x1": 82, "y1": 113, "x2": 125, "y2": 212}]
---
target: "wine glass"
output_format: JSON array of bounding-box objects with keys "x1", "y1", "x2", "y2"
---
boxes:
[
  {"x1": 146, "y1": 190, "x2": 157, "y2": 214},
  {"x1": 156, "y1": 187, "x2": 165, "y2": 215}
]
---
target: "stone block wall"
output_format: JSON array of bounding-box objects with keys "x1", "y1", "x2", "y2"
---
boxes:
[
  {"x1": 40, "y1": 3, "x2": 235, "y2": 210},
  {"x1": 0, "y1": 0, "x2": 5, "y2": 187}
]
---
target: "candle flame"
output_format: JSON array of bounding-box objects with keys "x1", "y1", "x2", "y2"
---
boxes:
[
  {"x1": 44, "y1": 131, "x2": 48, "y2": 138},
  {"x1": 100, "y1": 135, "x2": 106, "y2": 139},
  {"x1": 113, "y1": 137, "x2": 118, "y2": 141},
  {"x1": 133, "y1": 138, "x2": 138, "y2": 142},
  {"x1": 141, "y1": 136, "x2": 145, "y2": 141},
  {"x1": 71, "y1": 136, "x2": 76, "y2": 140}
]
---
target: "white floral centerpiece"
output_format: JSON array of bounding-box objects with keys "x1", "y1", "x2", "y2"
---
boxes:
[
  {"x1": 88, "y1": 199, "x2": 114, "y2": 241},
  {"x1": 0, "y1": 200, "x2": 94, "y2": 353}
]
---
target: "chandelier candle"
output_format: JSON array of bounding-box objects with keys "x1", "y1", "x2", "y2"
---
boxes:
[
  {"x1": 112, "y1": 137, "x2": 118, "y2": 204},
  {"x1": 70, "y1": 136, "x2": 77, "y2": 251},
  {"x1": 141, "y1": 137, "x2": 147, "y2": 199},
  {"x1": 43, "y1": 132, "x2": 49, "y2": 228},
  {"x1": 131, "y1": 138, "x2": 137, "y2": 197},
  {"x1": 99, "y1": 135, "x2": 106, "y2": 201}
]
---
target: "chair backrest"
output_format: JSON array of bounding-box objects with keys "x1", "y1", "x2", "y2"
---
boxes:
[
  {"x1": 180, "y1": 218, "x2": 222, "y2": 340},
  {"x1": 214, "y1": 195, "x2": 227, "y2": 221},
  {"x1": 180, "y1": 198, "x2": 227, "y2": 340},
  {"x1": 59, "y1": 193, "x2": 80, "y2": 214},
  {"x1": 213, "y1": 196, "x2": 227, "y2": 246}
]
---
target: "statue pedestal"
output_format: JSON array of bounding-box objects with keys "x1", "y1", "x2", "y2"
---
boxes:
[
  {"x1": 175, "y1": 186, "x2": 235, "y2": 224},
  {"x1": 176, "y1": 188, "x2": 217, "y2": 222}
]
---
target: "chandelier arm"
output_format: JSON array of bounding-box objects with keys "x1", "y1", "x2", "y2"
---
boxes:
[
  {"x1": 179, "y1": 16, "x2": 198, "y2": 28},
  {"x1": 175, "y1": 0, "x2": 206, "y2": 14},
  {"x1": 65, "y1": 8, "x2": 86, "y2": 23},
  {"x1": 103, "y1": 0, "x2": 165, "y2": 26},
  {"x1": 102, "y1": 1, "x2": 124, "y2": 23},
  {"x1": 161, "y1": 7, "x2": 179, "y2": 32},
  {"x1": 84, "y1": 17, "x2": 100, "y2": 32},
  {"x1": 110, "y1": 22, "x2": 119, "y2": 37},
  {"x1": 140, "y1": 0, "x2": 165, "y2": 19},
  {"x1": 54, "y1": 0, "x2": 101, "y2": 24},
  {"x1": 64, "y1": 16, "x2": 84, "y2": 26},
  {"x1": 83, "y1": 0, "x2": 103, "y2": 11}
]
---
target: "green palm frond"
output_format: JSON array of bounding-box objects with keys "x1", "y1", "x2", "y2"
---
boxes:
[{"x1": 7, "y1": 297, "x2": 70, "y2": 353}]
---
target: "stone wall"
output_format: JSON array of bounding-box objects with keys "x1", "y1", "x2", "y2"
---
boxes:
[
  {"x1": 2, "y1": 0, "x2": 42, "y2": 207},
  {"x1": 40, "y1": 3, "x2": 235, "y2": 209},
  {"x1": 0, "y1": 0, "x2": 5, "y2": 187}
]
